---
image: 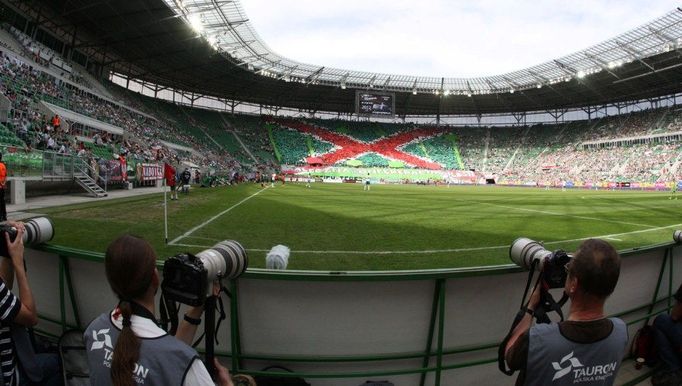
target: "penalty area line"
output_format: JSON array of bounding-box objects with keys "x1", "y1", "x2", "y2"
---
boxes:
[{"x1": 168, "y1": 187, "x2": 270, "y2": 246}]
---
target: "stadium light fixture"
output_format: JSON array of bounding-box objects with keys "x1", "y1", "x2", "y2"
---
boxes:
[
  {"x1": 443, "y1": 90, "x2": 450, "y2": 96},
  {"x1": 576, "y1": 70, "x2": 586, "y2": 78},
  {"x1": 412, "y1": 90, "x2": 417, "y2": 95},
  {"x1": 189, "y1": 14, "x2": 204, "y2": 33},
  {"x1": 510, "y1": 89, "x2": 515, "y2": 94},
  {"x1": 536, "y1": 84, "x2": 542, "y2": 89}
]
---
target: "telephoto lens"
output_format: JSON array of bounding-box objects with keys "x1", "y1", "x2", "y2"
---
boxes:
[
  {"x1": 23, "y1": 217, "x2": 55, "y2": 244},
  {"x1": 195, "y1": 240, "x2": 248, "y2": 282},
  {"x1": 509, "y1": 237, "x2": 552, "y2": 270},
  {"x1": 0, "y1": 217, "x2": 54, "y2": 258}
]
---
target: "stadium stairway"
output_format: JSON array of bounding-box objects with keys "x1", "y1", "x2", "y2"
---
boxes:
[
  {"x1": 74, "y1": 172, "x2": 107, "y2": 198},
  {"x1": 265, "y1": 123, "x2": 282, "y2": 162},
  {"x1": 73, "y1": 161, "x2": 107, "y2": 198}
]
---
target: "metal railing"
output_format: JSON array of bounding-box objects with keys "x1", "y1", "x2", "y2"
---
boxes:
[
  {"x1": 73, "y1": 157, "x2": 108, "y2": 192},
  {"x1": 41, "y1": 151, "x2": 76, "y2": 180},
  {"x1": 0, "y1": 144, "x2": 43, "y2": 178}
]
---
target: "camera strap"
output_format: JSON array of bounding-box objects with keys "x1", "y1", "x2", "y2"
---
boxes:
[
  {"x1": 498, "y1": 262, "x2": 541, "y2": 376},
  {"x1": 158, "y1": 293, "x2": 179, "y2": 335},
  {"x1": 191, "y1": 293, "x2": 228, "y2": 348},
  {"x1": 534, "y1": 291, "x2": 569, "y2": 324}
]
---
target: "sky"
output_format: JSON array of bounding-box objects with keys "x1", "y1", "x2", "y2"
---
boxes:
[{"x1": 241, "y1": 0, "x2": 680, "y2": 78}]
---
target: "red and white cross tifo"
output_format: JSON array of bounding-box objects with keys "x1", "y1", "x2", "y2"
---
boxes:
[{"x1": 273, "y1": 120, "x2": 447, "y2": 170}]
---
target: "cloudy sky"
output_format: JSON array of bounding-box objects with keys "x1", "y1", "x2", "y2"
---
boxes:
[{"x1": 241, "y1": 0, "x2": 679, "y2": 78}]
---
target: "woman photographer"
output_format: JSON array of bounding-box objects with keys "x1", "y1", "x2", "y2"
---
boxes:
[{"x1": 84, "y1": 235, "x2": 232, "y2": 386}]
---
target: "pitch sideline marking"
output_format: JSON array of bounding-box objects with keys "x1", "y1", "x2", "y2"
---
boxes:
[
  {"x1": 171, "y1": 222, "x2": 682, "y2": 255},
  {"x1": 476, "y1": 201, "x2": 658, "y2": 229},
  {"x1": 168, "y1": 187, "x2": 270, "y2": 246}
]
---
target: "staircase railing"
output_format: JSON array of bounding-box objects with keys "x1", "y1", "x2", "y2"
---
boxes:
[{"x1": 73, "y1": 158, "x2": 108, "y2": 193}]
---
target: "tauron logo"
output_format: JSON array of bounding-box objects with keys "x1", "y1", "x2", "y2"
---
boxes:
[
  {"x1": 552, "y1": 351, "x2": 584, "y2": 381},
  {"x1": 91, "y1": 329, "x2": 113, "y2": 351}
]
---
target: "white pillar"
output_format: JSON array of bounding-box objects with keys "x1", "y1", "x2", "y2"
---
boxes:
[{"x1": 10, "y1": 179, "x2": 25, "y2": 205}]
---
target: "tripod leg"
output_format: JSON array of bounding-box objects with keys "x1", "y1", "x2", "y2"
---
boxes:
[{"x1": 204, "y1": 296, "x2": 217, "y2": 379}]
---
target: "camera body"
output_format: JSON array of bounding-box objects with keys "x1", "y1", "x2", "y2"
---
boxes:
[
  {"x1": 161, "y1": 252, "x2": 209, "y2": 306},
  {"x1": 0, "y1": 217, "x2": 54, "y2": 258},
  {"x1": 162, "y1": 240, "x2": 248, "y2": 306},
  {"x1": 509, "y1": 237, "x2": 571, "y2": 289},
  {"x1": 540, "y1": 249, "x2": 571, "y2": 289}
]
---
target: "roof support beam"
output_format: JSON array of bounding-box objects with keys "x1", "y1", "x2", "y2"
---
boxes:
[
  {"x1": 553, "y1": 59, "x2": 577, "y2": 76},
  {"x1": 305, "y1": 67, "x2": 324, "y2": 84},
  {"x1": 648, "y1": 26, "x2": 676, "y2": 44},
  {"x1": 616, "y1": 40, "x2": 655, "y2": 71},
  {"x1": 583, "y1": 53, "x2": 620, "y2": 79}
]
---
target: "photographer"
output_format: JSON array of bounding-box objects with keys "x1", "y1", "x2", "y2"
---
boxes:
[
  {"x1": 651, "y1": 284, "x2": 682, "y2": 384},
  {"x1": 84, "y1": 235, "x2": 233, "y2": 386},
  {"x1": 504, "y1": 239, "x2": 627, "y2": 386},
  {"x1": 0, "y1": 221, "x2": 60, "y2": 385}
]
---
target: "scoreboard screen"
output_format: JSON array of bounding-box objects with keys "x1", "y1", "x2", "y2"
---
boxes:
[{"x1": 356, "y1": 92, "x2": 395, "y2": 117}]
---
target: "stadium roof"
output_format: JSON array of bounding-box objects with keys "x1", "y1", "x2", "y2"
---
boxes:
[{"x1": 10, "y1": 0, "x2": 682, "y2": 116}]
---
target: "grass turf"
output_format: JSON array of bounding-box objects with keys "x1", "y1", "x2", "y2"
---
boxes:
[{"x1": 32, "y1": 183, "x2": 682, "y2": 271}]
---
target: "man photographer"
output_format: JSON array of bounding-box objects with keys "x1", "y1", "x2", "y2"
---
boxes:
[
  {"x1": 504, "y1": 239, "x2": 627, "y2": 386},
  {"x1": 84, "y1": 235, "x2": 233, "y2": 386}
]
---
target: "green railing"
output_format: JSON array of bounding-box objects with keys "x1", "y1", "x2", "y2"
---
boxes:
[
  {"x1": 0, "y1": 144, "x2": 43, "y2": 177},
  {"x1": 33, "y1": 241, "x2": 680, "y2": 385}
]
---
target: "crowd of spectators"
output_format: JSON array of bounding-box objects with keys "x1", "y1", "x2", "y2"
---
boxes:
[{"x1": 1, "y1": 27, "x2": 682, "y2": 188}]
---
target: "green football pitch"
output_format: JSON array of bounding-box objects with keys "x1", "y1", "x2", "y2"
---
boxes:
[{"x1": 34, "y1": 183, "x2": 682, "y2": 271}]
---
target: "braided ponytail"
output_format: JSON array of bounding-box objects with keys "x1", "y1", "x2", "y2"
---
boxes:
[
  {"x1": 111, "y1": 300, "x2": 139, "y2": 386},
  {"x1": 104, "y1": 235, "x2": 157, "y2": 386}
]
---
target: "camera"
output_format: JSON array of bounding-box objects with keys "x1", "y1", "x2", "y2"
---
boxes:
[
  {"x1": 0, "y1": 217, "x2": 54, "y2": 258},
  {"x1": 162, "y1": 240, "x2": 248, "y2": 306},
  {"x1": 509, "y1": 237, "x2": 571, "y2": 289},
  {"x1": 674, "y1": 230, "x2": 682, "y2": 243}
]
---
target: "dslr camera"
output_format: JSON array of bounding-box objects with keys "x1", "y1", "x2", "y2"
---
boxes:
[
  {"x1": 0, "y1": 217, "x2": 54, "y2": 258},
  {"x1": 162, "y1": 240, "x2": 248, "y2": 306},
  {"x1": 509, "y1": 237, "x2": 571, "y2": 288}
]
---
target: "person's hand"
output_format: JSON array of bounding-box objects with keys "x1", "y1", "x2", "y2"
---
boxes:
[
  {"x1": 214, "y1": 358, "x2": 233, "y2": 386},
  {"x1": 211, "y1": 280, "x2": 221, "y2": 297},
  {"x1": 5, "y1": 227, "x2": 24, "y2": 264},
  {"x1": 672, "y1": 302, "x2": 682, "y2": 322},
  {"x1": 4, "y1": 221, "x2": 25, "y2": 233}
]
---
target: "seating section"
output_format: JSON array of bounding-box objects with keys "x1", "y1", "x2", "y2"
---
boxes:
[
  {"x1": 402, "y1": 132, "x2": 462, "y2": 170},
  {"x1": 1, "y1": 27, "x2": 682, "y2": 185}
]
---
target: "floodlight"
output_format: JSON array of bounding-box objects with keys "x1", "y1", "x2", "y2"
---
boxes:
[
  {"x1": 412, "y1": 90, "x2": 417, "y2": 95},
  {"x1": 189, "y1": 14, "x2": 204, "y2": 33},
  {"x1": 576, "y1": 70, "x2": 585, "y2": 79},
  {"x1": 510, "y1": 89, "x2": 515, "y2": 94},
  {"x1": 536, "y1": 84, "x2": 542, "y2": 89},
  {"x1": 443, "y1": 90, "x2": 450, "y2": 96},
  {"x1": 341, "y1": 84, "x2": 346, "y2": 90},
  {"x1": 466, "y1": 93, "x2": 472, "y2": 97}
]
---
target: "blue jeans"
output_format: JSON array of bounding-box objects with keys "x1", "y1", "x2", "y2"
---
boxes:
[{"x1": 654, "y1": 313, "x2": 682, "y2": 372}]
